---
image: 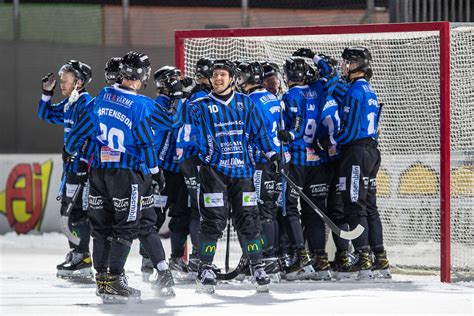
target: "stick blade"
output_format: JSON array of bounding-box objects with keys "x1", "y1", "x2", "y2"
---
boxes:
[
  {"x1": 339, "y1": 224, "x2": 364, "y2": 240},
  {"x1": 60, "y1": 215, "x2": 81, "y2": 245}
]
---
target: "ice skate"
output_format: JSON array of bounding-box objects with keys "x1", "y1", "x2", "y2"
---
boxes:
[
  {"x1": 195, "y1": 263, "x2": 217, "y2": 294},
  {"x1": 140, "y1": 257, "x2": 154, "y2": 282},
  {"x1": 169, "y1": 257, "x2": 194, "y2": 282},
  {"x1": 372, "y1": 250, "x2": 392, "y2": 279},
  {"x1": 285, "y1": 249, "x2": 315, "y2": 281},
  {"x1": 338, "y1": 250, "x2": 373, "y2": 280},
  {"x1": 234, "y1": 256, "x2": 250, "y2": 281},
  {"x1": 333, "y1": 251, "x2": 354, "y2": 280},
  {"x1": 310, "y1": 252, "x2": 332, "y2": 281},
  {"x1": 56, "y1": 251, "x2": 93, "y2": 279},
  {"x1": 250, "y1": 262, "x2": 271, "y2": 293},
  {"x1": 187, "y1": 254, "x2": 199, "y2": 279},
  {"x1": 262, "y1": 257, "x2": 281, "y2": 283},
  {"x1": 95, "y1": 272, "x2": 108, "y2": 297},
  {"x1": 102, "y1": 273, "x2": 141, "y2": 304},
  {"x1": 152, "y1": 269, "x2": 176, "y2": 297}
]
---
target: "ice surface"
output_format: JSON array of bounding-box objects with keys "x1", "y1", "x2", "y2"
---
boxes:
[{"x1": 0, "y1": 233, "x2": 472, "y2": 316}]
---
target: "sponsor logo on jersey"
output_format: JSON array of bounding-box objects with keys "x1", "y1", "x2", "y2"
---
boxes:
[
  {"x1": 153, "y1": 194, "x2": 168, "y2": 208},
  {"x1": 268, "y1": 105, "x2": 281, "y2": 114},
  {"x1": 350, "y1": 166, "x2": 360, "y2": 202},
  {"x1": 246, "y1": 240, "x2": 261, "y2": 253},
  {"x1": 127, "y1": 184, "x2": 138, "y2": 222},
  {"x1": 89, "y1": 195, "x2": 104, "y2": 210},
  {"x1": 310, "y1": 183, "x2": 328, "y2": 196},
  {"x1": 218, "y1": 158, "x2": 245, "y2": 167},
  {"x1": 112, "y1": 197, "x2": 130, "y2": 212},
  {"x1": 264, "y1": 181, "x2": 275, "y2": 193},
  {"x1": 203, "y1": 193, "x2": 224, "y2": 207},
  {"x1": 103, "y1": 93, "x2": 134, "y2": 109},
  {"x1": 201, "y1": 242, "x2": 217, "y2": 255},
  {"x1": 338, "y1": 177, "x2": 347, "y2": 192},
  {"x1": 368, "y1": 98, "x2": 378, "y2": 107},
  {"x1": 322, "y1": 99, "x2": 338, "y2": 112},
  {"x1": 259, "y1": 93, "x2": 278, "y2": 105},
  {"x1": 82, "y1": 182, "x2": 89, "y2": 211},
  {"x1": 216, "y1": 129, "x2": 243, "y2": 137},
  {"x1": 253, "y1": 170, "x2": 263, "y2": 199},
  {"x1": 214, "y1": 120, "x2": 244, "y2": 128},
  {"x1": 65, "y1": 183, "x2": 79, "y2": 198},
  {"x1": 140, "y1": 195, "x2": 154, "y2": 210},
  {"x1": 242, "y1": 192, "x2": 258, "y2": 206}
]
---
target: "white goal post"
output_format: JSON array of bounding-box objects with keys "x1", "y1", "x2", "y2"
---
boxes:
[{"x1": 175, "y1": 22, "x2": 474, "y2": 282}]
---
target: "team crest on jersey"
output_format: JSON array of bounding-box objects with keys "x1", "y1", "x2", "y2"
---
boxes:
[{"x1": 237, "y1": 102, "x2": 244, "y2": 111}]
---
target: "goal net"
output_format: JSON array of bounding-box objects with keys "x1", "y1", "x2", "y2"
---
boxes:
[{"x1": 175, "y1": 22, "x2": 474, "y2": 282}]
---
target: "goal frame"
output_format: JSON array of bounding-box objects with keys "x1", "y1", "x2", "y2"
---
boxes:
[{"x1": 174, "y1": 21, "x2": 452, "y2": 282}]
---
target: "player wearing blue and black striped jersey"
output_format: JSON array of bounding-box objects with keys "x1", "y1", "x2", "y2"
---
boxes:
[
  {"x1": 277, "y1": 57, "x2": 318, "y2": 280},
  {"x1": 176, "y1": 57, "x2": 214, "y2": 274},
  {"x1": 38, "y1": 60, "x2": 93, "y2": 280},
  {"x1": 316, "y1": 47, "x2": 390, "y2": 279},
  {"x1": 192, "y1": 59, "x2": 281, "y2": 293},
  {"x1": 148, "y1": 66, "x2": 195, "y2": 283},
  {"x1": 237, "y1": 60, "x2": 284, "y2": 277},
  {"x1": 66, "y1": 52, "x2": 177, "y2": 302}
]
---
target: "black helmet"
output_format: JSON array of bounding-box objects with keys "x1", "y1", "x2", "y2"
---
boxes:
[
  {"x1": 195, "y1": 57, "x2": 214, "y2": 79},
  {"x1": 341, "y1": 46, "x2": 372, "y2": 80},
  {"x1": 211, "y1": 59, "x2": 236, "y2": 78},
  {"x1": 120, "y1": 51, "x2": 151, "y2": 84},
  {"x1": 261, "y1": 61, "x2": 280, "y2": 79},
  {"x1": 236, "y1": 61, "x2": 264, "y2": 88},
  {"x1": 283, "y1": 57, "x2": 307, "y2": 83},
  {"x1": 153, "y1": 66, "x2": 181, "y2": 88},
  {"x1": 104, "y1": 57, "x2": 122, "y2": 84},
  {"x1": 58, "y1": 60, "x2": 92, "y2": 85}
]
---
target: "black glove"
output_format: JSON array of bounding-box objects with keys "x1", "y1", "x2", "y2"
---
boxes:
[
  {"x1": 317, "y1": 54, "x2": 338, "y2": 67},
  {"x1": 314, "y1": 137, "x2": 332, "y2": 152},
  {"x1": 62, "y1": 146, "x2": 77, "y2": 164},
  {"x1": 292, "y1": 48, "x2": 315, "y2": 59},
  {"x1": 152, "y1": 169, "x2": 166, "y2": 193},
  {"x1": 277, "y1": 130, "x2": 293, "y2": 143},
  {"x1": 165, "y1": 77, "x2": 183, "y2": 99},
  {"x1": 181, "y1": 77, "x2": 194, "y2": 88},
  {"x1": 76, "y1": 160, "x2": 88, "y2": 185},
  {"x1": 269, "y1": 154, "x2": 283, "y2": 174},
  {"x1": 42, "y1": 73, "x2": 56, "y2": 96}
]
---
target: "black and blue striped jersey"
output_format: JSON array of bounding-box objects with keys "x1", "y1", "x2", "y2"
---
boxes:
[
  {"x1": 309, "y1": 80, "x2": 342, "y2": 163},
  {"x1": 282, "y1": 85, "x2": 320, "y2": 166},
  {"x1": 176, "y1": 88, "x2": 208, "y2": 162},
  {"x1": 332, "y1": 78, "x2": 380, "y2": 145},
  {"x1": 248, "y1": 89, "x2": 282, "y2": 164},
  {"x1": 38, "y1": 91, "x2": 92, "y2": 173},
  {"x1": 154, "y1": 95, "x2": 179, "y2": 173},
  {"x1": 66, "y1": 85, "x2": 163, "y2": 174},
  {"x1": 190, "y1": 91, "x2": 278, "y2": 178}
]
